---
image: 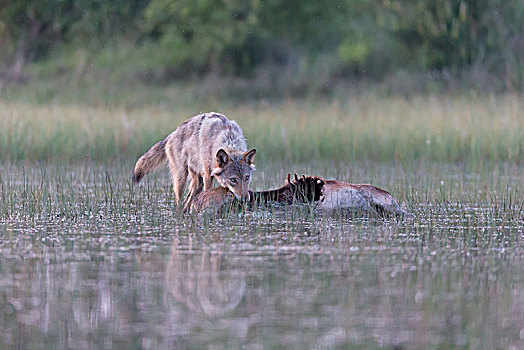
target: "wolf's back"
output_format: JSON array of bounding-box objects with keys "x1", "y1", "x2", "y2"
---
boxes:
[
  {"x1": 133, "y1": 137, "x2": 168, "y2": 183},
  {"x1": 198, "y1": 113, "x2": 247, "y2": 155}
]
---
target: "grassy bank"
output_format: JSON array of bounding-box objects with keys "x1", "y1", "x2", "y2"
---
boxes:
[{"x1": 0, "y1": 93, "x2": 522, "y2": 165}]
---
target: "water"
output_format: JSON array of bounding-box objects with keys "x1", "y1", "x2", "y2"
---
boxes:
[{"x1": 1, "y1": 162, "x2": 523, "y2": 349}]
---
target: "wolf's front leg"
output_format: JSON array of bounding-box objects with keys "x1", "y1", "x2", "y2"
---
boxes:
[{"x1": 203, "y1": 171, "x2": 214, "y2": 191}]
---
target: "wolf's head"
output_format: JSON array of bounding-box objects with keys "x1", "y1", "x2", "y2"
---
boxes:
[{"x1": 211, "y1": 148, "x2": 256, "y2": 200}]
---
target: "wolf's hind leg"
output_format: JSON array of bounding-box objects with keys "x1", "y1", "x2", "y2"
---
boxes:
[
  {"x1": 183, "y1": 171, "x2": 203, "y2": 212},
  {"x1": 168, "y1": 162, "x2": 187, "y2": 207},
  {"x1": 165, "y1": 145, "x2": 188, "y2": 207}
]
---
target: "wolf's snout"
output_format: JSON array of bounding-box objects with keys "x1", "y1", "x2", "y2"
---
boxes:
[
  {"x1": 238, "y1": 191, "x2": 250, "y2": 201},
  {"x1": 233, "y1": 188, "x2": 250, "y2": 202}
]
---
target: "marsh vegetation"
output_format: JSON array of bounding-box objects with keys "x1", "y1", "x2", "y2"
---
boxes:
[
  {"x1": 2, "y1": 93, "x2": 522, "y2": 164},
  {"x1": 1, "y1": 91, "x2": 523, "y2": 348}
]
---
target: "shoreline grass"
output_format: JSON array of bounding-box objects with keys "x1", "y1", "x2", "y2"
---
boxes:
[{"x1": 1, "y1": 94, "x2": 522, "y2": 165}]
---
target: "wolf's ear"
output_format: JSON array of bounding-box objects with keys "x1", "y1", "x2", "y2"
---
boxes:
[
  {"x1": 243, "y1": 148, "x2": 256, "y2": 165},
  {"x1": 216, "y1": 149, "x2": 229, "y2": 168}
]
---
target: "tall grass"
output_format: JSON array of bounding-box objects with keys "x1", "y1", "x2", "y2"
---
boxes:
[{"x1": 1, "y1": 94, "x2": 522, "y2": 165}]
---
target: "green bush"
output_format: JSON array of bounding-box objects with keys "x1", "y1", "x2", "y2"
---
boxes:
[
  {"x1": 1, "y1": 0, "x2": 522, "y2": 90},
  {"x1": 383, "y1": 0, "x2": 523, "y2": 88}
]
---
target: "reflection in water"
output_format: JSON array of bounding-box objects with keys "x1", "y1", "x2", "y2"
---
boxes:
[
  {"x1": 166, "y1": 242, "x2": 245, "y2": 316},
  {"x1": 0, "y1": 252, "x2": 124, "y2": 348},
  {"x1": 2, "y1": 225, "x2": 524, "y2": 348}
]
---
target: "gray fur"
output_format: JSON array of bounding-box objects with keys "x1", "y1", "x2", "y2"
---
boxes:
[{"x1": 132, "y1": 112, "x2": 256, "y2": 211}]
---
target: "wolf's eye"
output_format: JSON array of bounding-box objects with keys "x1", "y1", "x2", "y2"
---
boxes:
[
  {"x1": 229, "y1": 177, "x2": 237, "y2": 184},
  {"x1": 244, "y1": 175, "x2": 250, "y2": 182}
]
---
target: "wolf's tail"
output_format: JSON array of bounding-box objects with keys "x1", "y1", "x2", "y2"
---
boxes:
[{"x1": 133, "y1": 137, "x2": 168, "y2": 184}]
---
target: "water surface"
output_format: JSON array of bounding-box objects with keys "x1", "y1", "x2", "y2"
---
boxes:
[{"x1": 1, "y1": 162, "x2": 523, "y2": 349}]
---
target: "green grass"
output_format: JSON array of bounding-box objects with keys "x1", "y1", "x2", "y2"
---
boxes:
[{"x1": 0, "y1": 92, "x2": 522, "y2": 166}]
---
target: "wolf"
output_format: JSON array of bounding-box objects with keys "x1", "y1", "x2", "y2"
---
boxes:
[{"x1": 133, "y1": 112, "x2": 256, "y2": 211}]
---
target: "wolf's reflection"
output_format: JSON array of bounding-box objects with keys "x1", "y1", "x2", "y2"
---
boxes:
[{"x1": 166, "y1": 242, "x2": 246, "y2": 316}]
